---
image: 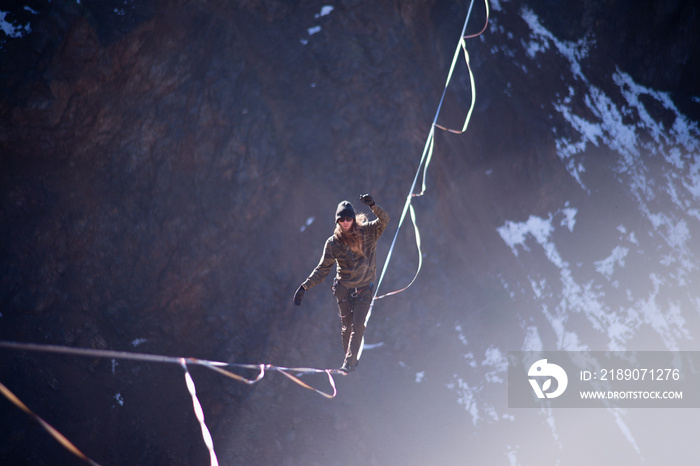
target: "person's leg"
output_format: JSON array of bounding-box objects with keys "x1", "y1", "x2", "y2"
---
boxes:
[
  {"x1": 339, "y1": 305, "x2": 353, "y2": 357},
  {"x1": 343, "y1": 286, "x2": 373, "y2": 369},
  {"x1": 333, "y1": 281, "x2": 353, "y2": 361}
]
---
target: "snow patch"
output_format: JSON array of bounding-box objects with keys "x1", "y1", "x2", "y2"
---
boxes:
[
  {"x1": 300, "y1": 216, "x2": 315, "y2": 232},
  {"x1": 455, "y1": 322, "x2": 468, "y2": 346},
  {"x1": 522, "y1": 326, "x2": 543, "y2": 352},
  {"x1": 446, "y1": 377, "x2": 480, "y2": 425},
  {"x1": 316, "y1": 6, "x2": 334, "y2": 18},
  {"x1": 594, "y1": 245, "x2": 629, "y2": 280},
  {"x1": 1, "y1": 10, "x2": 31, "y2": 39},
  {"x1": 482, "y1": 347, "x2": 507, "y2": 384}
]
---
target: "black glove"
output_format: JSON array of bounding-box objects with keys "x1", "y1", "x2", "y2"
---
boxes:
[
  {"x1": 360, "y1": 193, "x2": 375, "y2": 207},
  {"x1": 293, "y1": 285, "x2": 305, "y2": 306}
]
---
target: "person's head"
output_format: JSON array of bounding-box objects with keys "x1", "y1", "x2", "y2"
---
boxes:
[
  {"x1": 335, "y1": 201, "x2": 356, "y2": 232},
  {"x1": 334, "y1": 201, "x2": 367, "y2": 255}
]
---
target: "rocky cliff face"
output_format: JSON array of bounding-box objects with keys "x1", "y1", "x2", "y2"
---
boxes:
[{"x1": 2, "y1": 1, "x2": 699, "y2": 465}]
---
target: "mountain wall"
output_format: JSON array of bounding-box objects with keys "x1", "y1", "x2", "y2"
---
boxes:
[{"x1": 1, "y1": 0, "x2": 699, "y2": 464}]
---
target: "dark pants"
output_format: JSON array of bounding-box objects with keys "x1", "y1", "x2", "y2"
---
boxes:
[{"x1": 333, "y1": 280, "x2": 373, "y2": 367}]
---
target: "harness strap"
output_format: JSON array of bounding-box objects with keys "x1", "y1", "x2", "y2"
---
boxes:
[{"x1": 351, "y1": 283, "x2": 373, "y2": 298}]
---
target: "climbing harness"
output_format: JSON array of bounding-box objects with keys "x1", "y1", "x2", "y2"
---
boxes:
[
  {"x1": 351, "y1": 283, "x2": 373, "y2": 298},
  {"x1": 334, "y1": 280, "x2": 373, "y2": 317}
]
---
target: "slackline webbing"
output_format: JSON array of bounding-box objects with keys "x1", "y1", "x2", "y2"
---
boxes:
[{"x1": 0, "y1": 340, "x2": 340, "y2": 466}]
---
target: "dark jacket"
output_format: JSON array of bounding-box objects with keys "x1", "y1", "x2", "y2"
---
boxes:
[{"x1": 303, "y1": 204, "x2": 389, "y2": 289}]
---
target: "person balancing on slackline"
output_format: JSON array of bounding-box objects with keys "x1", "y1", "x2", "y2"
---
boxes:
[{"x1": 293, "y1": 194, "x2": 390, "y2": 374}]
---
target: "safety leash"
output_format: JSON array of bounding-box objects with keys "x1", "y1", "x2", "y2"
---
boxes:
[
  {"x1": 358, "y1": 0, "x2": 489, "y2": 363},
  {"x1": 368, "y1": 0, "x2": 489, "y2": 314},
  {"x1": 0, "y1": 380, "x2": 102, "y2": 466}
]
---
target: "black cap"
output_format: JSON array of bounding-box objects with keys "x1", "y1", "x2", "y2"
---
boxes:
[{"x1": 335, "y1": 201, "x2": 355, "y2": 222}]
